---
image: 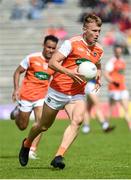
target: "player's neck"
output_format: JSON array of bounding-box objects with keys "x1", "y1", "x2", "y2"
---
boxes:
[
  {"x1": 83, "y1": 34, "x2": 95, "y2": 46},
  {"x1": 41, "y1": 52, "x2": 45, "y2": 59}
]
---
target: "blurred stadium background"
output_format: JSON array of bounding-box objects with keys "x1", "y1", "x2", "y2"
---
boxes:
[{"x1": 0, "y1": 0, "x2": 131, "y2": 119}]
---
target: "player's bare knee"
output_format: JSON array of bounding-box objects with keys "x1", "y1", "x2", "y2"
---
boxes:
[
  {"x1": 32, "y1": 123, "x2": 48, "y2": 132},
  {"x1": 35, "y1": 124, "x2": 48, "y2": 132},
  {"x1": 17, "y1": 123, "x2": 27, "y2": 130},
  {"x1": 41, "y1": 126, "x2": 48, "y2": 132},
  {"x1": 16, "y1": 116, "x2": 29, "y2": 130},
  {"x1": 15, "y1": 119, "x2": 26, "y2": 130},
  {"x1": 72, "y1": 117, "x2": 83, "y2": 127}
]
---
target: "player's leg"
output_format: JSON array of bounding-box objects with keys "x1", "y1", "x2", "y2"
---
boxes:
[
  {"x1": 82, "y1": 81, "x2": 96, "y2": 133},
  {"x1": 14, "y1": 100, "x2": 33, "y2": 130},
  {"x1": 120, "y1": 98, "x2": 130, "y2": 121},
  {"x1": 10, "y1": 105, "x2": 19, "y2": 120},
  {"x1": 58, "y1": 99, "x2": 86, "y2": 151},
  {"x1": 19, "y1": 102, "x2": 58, "y2": 166},
  {"x1": 51, "y1": 99, "x2": 86, "y2": 168},
  {"x1": 10, "y1": 100, "x2": 33, "y2": 130},
  {"x1": 108, "y1": 91, "x2": 121, "y2": 119},
  {"x1": 108, "y1": 98, "x2": 116, "y2": 118},
  {"x1": 89, "y1": 93, "x2": 105, "y2": 123},
  {"x1": 120, "y1": 97, "x2": 131, "y2": 130},
  {"x1": 29, "y1": 106, "x2": 43, "y2": 159},
  {"x1": 15, "y1": 110, "x2": 31, "y2": 130},
  {"x1": 89, "y1": 93, "x2": 115, "y2": 132},
  {"x1": 82, "y1": 109, "x2": 91, "y2": 133},
  {"x1": 82, "y1": 98, "x2": 92, "y2": 134}
]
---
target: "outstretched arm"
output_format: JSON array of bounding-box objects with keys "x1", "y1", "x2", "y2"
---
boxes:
[{"x1": 12, "y1": 65, "x2": 25, "y2": 101}]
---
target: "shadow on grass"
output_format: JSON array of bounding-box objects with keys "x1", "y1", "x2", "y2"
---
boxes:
[
  {"x1": 17, "y1": 166, "x2": 51, "y2": 170},
  {"x1": 17, "y1": 166, "x2": 64, "y2": 171},
  {"x1": 0, "y1": 155, "x2": 17, "y2": 159}
]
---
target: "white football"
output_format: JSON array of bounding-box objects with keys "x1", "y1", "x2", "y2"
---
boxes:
[{"x1": 78, "y1": 61, "x2": 97, "y2": 79}]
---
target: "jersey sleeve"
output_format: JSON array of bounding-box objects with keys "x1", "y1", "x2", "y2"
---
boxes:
[
  {"x1": 58, "y1": 40, "x2": 72, "y2": 57},
  {"x1": 95, "y1": 43, "x2": 104, "y2": 65},
  {"x1": 20, "y1": 56, "x2": 30, "y2": 69},
  {"x1": 98, "y1": 52, "x2": 104, "y2": 63}
]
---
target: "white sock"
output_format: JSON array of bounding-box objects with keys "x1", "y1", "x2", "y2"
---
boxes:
[
  {"x1": 102, "y1": 121, "x2": 109, "y2": 130},
  {"x1": 82, "y1": 124, "x2": 90, "y2": 133},
  {"x1": 30, "y1": 147, "x2": 36, "y2": 152}
]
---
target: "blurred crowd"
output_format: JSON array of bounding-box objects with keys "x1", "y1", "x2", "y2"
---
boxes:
[
  {"x1": 5, "y1": 0, "x2": 131, "y2": 53},
  {"x1": 10, "y1": 0, "x2": 65, "y2": 20},
  {"x1": 79, "y1": 0, "x2": 130, "y2": 26},
  {"x1": 78, "y1": 0, "x2": 131, "y2": 55},
  {"x1": 9, "y1": 0, "x2": 67, "y2": 40}
]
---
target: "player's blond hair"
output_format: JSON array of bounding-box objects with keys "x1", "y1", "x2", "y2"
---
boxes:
[{"x1": 83, "y1": 13, "x2": 102, "y2": 27}]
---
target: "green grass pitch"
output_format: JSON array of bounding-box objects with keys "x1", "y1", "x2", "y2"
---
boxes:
[{"x1": 0, "y1": 118, "x2": 131, "y2": 179}]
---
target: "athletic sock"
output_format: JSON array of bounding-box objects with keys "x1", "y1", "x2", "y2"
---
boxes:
[
  {"x1": 55, "y1": 146, "x2": 66, "y2": 157},
  {"x1": 82, "y1": 124, "x2": 90, "y2": 133},
  {"x1": 30, "y1": 146, "x2": 36, "y2": 152},
  {"x1": 24, "y1": 138, "x2": 32, "y2": 148},
  {"x1": 102, "y1": 121, "x2": 109, "y2": 130}
]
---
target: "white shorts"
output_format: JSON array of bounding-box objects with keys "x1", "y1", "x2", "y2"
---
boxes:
[
  {"x1": 109, "y1": 90, "x2": 129, "y2": 101},
  {"x1": 17, "y1": 98, "x2": 45, "y2": 112},
  {"x1": 84, "y1": 81, "x2": 99, "y2": 95},
  {"x1": 44, "y1": 87, "x2": 85, "y2": 110}
]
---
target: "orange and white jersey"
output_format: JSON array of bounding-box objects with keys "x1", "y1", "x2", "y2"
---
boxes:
[
  {"x1": 105, "y1": 57, "x2": 126, "y2": 91},
  {"x1": 19, "y1": 52, "x2": 54, "y2": 101},
  {"x1": 50, "y1": 35, "x2": 103, "y2": 95}
]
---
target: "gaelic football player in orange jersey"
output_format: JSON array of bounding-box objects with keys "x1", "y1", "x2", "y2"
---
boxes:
[
  {"x1": 104, "y1": 46, "x2": 131, "y2": 130},
  {"x1": 19, "y1": 14, "x2": 103, "y2": 168},
  {"x1": 11, "y1": 35, "x2": 58, "y2": 159}
]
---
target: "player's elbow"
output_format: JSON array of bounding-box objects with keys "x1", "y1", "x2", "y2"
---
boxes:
[
  {"x1": 48, "y1": 59, "x2": 54, "y2": 68},
  {"x1": 49, "y1": 59, "x2": 57, "y2": 71},
  {"x1": 17, "y1": 124, "x2": 27, "y2": 131}
]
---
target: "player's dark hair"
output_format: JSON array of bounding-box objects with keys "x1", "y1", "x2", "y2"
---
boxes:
[
  {"x1": 83, "y1": 13, "x2": 102, "y2": 27},
  {"x1": 113, "y1": 45, "x2": 123, "y2": 53},
  {"x1": 114, "y1": 45, "x2": 122, "y2": 50},
  {"x1": 44, "y1": 35, "x2": 59, "y2": 44}
]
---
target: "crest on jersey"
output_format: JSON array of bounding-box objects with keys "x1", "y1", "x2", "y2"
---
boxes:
[
  {"x1": 118, "y1": 69, "x2": 125, "y2": 74},
  {"x1": 93, "y1": 52, "x2": 97, "y2": 57},
  {"x1": 34, "y1": 71, "x2": 50, "y2": 80}
]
